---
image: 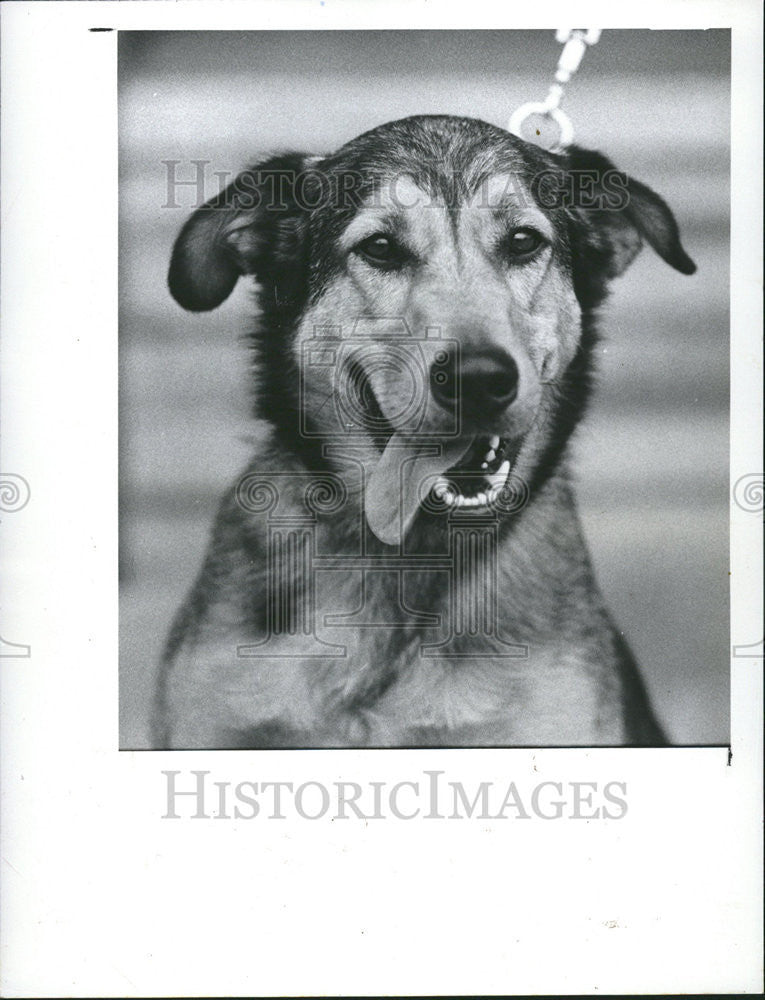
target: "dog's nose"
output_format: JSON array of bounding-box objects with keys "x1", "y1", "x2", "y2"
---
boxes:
[{"x1": 430, "y1": 347, "x2": 519, "y2": 418}]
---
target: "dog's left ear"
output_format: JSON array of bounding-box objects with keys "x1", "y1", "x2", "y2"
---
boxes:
[{"x1": 559, "y1": 146, "x2": 696, "y2": 302}]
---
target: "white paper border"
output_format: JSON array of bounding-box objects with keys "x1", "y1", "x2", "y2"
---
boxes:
[{"x1": 1, "y1": 2, "x2": 762, "y2": 996}]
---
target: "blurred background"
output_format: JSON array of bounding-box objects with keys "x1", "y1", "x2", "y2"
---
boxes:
[{"x1": 119, "y1": 29, "x2": 730, "y2": 748}]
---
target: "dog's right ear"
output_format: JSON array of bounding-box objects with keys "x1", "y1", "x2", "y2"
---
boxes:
[{"x1": 168, "y1": 153, "x2": 313, "y2": 312}]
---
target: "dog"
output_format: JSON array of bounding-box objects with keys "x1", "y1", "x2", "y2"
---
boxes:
[{"x1": 153, "y1": 114, "x2": 696, "y2": 749}]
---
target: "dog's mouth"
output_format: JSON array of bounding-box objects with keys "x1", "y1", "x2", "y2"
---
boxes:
[
  {"x1": 434, "y1": 434, "x2": 513, "y2": 508},
  {"x1": 364, "y1": 429, "x2": 518, "y2": 546},
  {"x1": 354, "y1": 369, "x2": 521, "y2": 545}
]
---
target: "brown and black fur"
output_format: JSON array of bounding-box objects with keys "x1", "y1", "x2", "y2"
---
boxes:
[{"x1": 154, "y1": 115, "x2": 695, "y2": 749}]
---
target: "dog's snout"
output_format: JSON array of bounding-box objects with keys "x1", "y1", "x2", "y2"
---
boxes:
[{"x1": 430, "y1": 347, "x2": 519, "y2": 418}]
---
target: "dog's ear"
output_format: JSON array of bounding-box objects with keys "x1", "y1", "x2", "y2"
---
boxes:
[
  {"x1": 558, "y1": 146, "x2": 696, "y2": 302},
  {"x1": 168, "y1": 152, "x2": 314, "y2": 312}
]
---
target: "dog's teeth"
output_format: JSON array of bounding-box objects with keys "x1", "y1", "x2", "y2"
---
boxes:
[
  {"x1": 484, "y1": 449, "x2": 495, "y2": 464},
  {"x1": 434, "y1": 467, "x2": 506, "y2": 511},
  {"x1": 480, "y1": 461, "x2": 488, "y2": 470},
  {"x1": 488, "y1": 459, "x2": 511, "y2": 488},
  {"x1": 489, "y1": 435, "x2": 500, "y2": 449}
]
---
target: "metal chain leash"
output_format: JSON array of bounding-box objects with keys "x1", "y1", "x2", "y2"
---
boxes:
[{"x1": 509, "y1": 29, "x2": 601, "y2": 150}]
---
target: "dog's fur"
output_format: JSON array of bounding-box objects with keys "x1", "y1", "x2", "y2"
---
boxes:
[{"x1": 154, "y1": 115, "x2": 695, "y2": 749}]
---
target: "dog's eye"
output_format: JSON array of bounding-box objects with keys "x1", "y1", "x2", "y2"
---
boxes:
[
  {"x1": 354, "y1": 234, "x2": 407, "y2": 269},
  {"x1": 504, "y1": 228, "x2": 546, "y2": 260}
]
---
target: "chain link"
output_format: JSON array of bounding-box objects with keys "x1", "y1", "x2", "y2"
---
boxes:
[{"x1": 509, "y1": 29, "x2": 601, "y2": 150}]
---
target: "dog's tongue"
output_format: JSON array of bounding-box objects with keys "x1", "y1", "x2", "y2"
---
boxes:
[{"x1": 365, "y1": 432, "x2": 473, "y2": 546}]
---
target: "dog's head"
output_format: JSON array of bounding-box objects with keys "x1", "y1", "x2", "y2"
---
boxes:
[{"x1": 169, "y1": 115, "x2": 695, "y2": 545}]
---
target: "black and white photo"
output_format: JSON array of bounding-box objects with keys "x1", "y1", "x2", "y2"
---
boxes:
[
  {"x1": 1, "y1": 4, "x2": 761, "y2": 996},
  {"x1": 119, "y1": 30, "x2": 730, "y2": 750}
]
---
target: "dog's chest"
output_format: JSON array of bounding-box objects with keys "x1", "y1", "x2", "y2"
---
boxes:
[
  {"x1": 356, "y1": 626, "x2": 621, "y2": 746},
  {"x1": 163, "y1": 489, "x2": 626, "y2": 747},
  {"x1": 288, "y1": 530, "x2": 621, "y2": 745},
  {"x1": 169, "y1": 553, "x2": 622, "y2": 746}
]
